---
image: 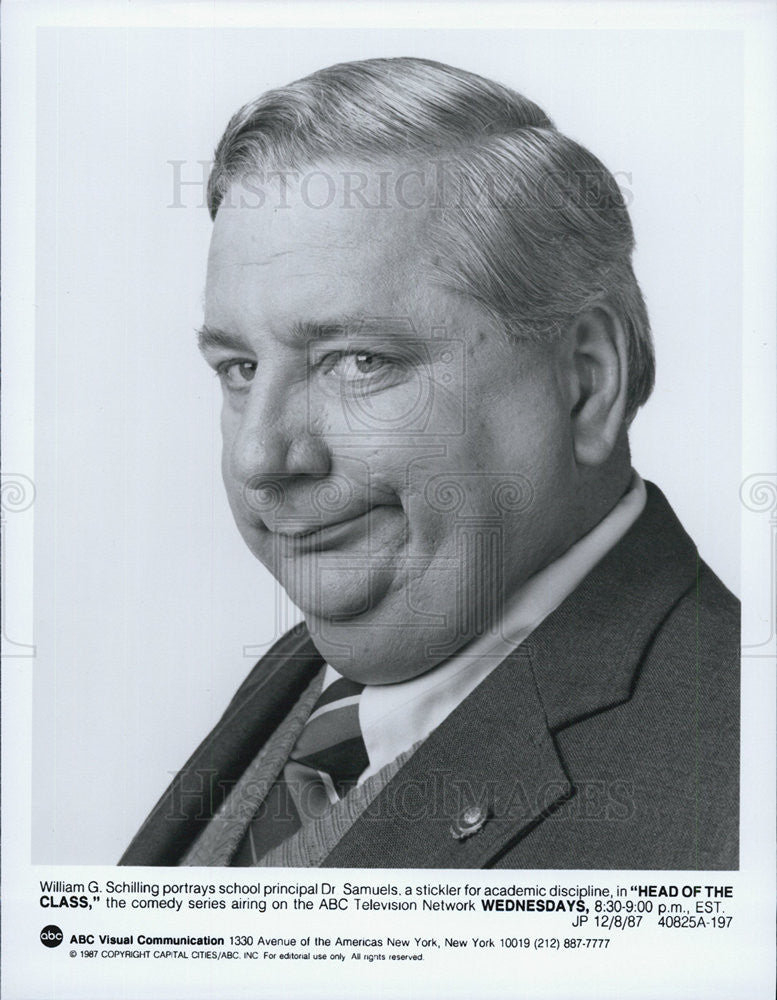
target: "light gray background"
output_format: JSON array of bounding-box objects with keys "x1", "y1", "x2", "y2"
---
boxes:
[{"x1": 32, "y1": 27, "x2": 742, "y2": 863}]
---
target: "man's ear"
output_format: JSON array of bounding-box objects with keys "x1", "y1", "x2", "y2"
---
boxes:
[{"x1": 561, "y1": 305, "x2": 628, "y2": 467}]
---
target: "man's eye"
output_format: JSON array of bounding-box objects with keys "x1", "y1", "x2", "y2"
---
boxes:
[
  {"x1": 353, "y1": 352, "x2": 387, "y2": 374},
  {"x1": 324, "y1": 352, "x2": 393, "y2": 379},
  {"x1": 215, "y1": 360, "x2": 257, "y2": 388}
]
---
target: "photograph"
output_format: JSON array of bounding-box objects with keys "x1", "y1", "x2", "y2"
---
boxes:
[
  {"x1": 3, "y1": 3, "x2": 774, "y2": 998},
  {"x1": 29, "y1": 25, "x2": 743, "y2": 870}
]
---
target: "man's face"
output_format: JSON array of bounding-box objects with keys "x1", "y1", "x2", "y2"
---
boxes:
[{"x1": 202, "y1": 167, "x2": 578, "y2": 682}]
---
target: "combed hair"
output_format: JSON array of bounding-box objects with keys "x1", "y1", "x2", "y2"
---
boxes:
[{"x1": 208, "y1": 57, "x2": 654, "y2": 419}]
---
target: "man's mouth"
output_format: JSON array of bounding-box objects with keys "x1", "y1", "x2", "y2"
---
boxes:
[{"x1": 261, "y1": 507, "x2": 385, "y2": 553}]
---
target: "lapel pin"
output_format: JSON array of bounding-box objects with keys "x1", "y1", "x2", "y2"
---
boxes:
[{"x1": 450, "y1": 805, "x2": 489, "y2": 840}]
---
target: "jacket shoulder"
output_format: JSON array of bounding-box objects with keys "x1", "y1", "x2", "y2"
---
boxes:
[{"x1": 221, "y1": 621, "x2": 322, "y2": 718}]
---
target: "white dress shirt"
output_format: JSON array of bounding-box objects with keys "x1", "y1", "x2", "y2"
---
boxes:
[{"x1": 317, "y1": 473, "x2": 647, "y2": 785}]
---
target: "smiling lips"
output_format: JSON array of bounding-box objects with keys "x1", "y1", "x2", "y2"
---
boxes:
[{"x1": 260, "y1": 507, "x2": 381, "y2": 552}]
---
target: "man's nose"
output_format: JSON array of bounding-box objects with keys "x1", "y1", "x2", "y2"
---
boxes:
[{"x1": 226, "y1": 377, "x2": 331, "y2": 488}]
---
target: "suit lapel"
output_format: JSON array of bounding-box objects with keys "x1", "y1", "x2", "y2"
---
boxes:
[{"x1": 528, "y1": 481, "x2": 697, "y2": 733}]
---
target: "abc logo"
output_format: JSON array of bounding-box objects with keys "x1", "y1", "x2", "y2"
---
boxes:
[{"x1": 40, "y1": 925, "x2": 63, "y2": 948}]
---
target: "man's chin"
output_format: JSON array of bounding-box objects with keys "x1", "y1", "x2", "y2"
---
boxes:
[{"x1": 281, "y1": 568, "x2": 395, "y2": 625}]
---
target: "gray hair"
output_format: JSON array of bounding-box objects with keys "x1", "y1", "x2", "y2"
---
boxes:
[{"x1": 208, "y1": 57, "x2": 654, "y2": 420}]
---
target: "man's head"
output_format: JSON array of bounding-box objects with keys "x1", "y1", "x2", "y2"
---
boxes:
[{"x1": 200, "y1": 57, "x2": 654, "y2": 681}]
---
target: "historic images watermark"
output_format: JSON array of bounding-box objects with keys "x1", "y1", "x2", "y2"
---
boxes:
[
  {"x1": 168, "y1": 160, "x2": 634, "y2": 214},
  {"x1": 165, "y1": 767, "x2": 635, "y2": 827}
]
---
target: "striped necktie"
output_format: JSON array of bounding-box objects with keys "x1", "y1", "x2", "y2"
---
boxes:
[
  {"x1": 230, "y1": 675, "x2": 368, "y2": 865},
  {"x1": 285, "y1": 676, "x2": 369, "y2": 816}
]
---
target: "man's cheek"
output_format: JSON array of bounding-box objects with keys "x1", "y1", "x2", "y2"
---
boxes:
[
  {"x1": 220, "y1": 437, "x2": 235, "y2": 492},
  {"x1": 224, "y1": 476, "x2": 259, "y2": 540}
]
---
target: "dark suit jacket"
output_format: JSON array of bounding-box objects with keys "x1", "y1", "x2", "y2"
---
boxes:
[{"x1": 120, "y1": 482, "x2": 739, "y2": 869}]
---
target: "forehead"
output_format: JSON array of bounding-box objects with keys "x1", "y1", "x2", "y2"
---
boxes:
[{"x1": 205, "y1": 168, "x2": 437, "y2": 331}]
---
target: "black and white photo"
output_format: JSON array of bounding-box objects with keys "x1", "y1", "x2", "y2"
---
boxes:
[{"x1": 3, "y1": 4, "x2": 774, "y2": 999}]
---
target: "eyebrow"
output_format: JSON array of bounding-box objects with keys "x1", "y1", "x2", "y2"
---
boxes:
[
  {"x1": 291, "y1": 317, "x2": 417, "y2": 341},
  {"x1": 196, "y1": 325, "x2": 251, "y2": 353},
  {"x1": 197, "y1": 317, "x2": 419, "y2": 353}
]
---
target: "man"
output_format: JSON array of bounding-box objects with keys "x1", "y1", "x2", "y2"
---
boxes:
[{"x1": 121, "y1": 57, "x2": 739, "y2": 869}]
